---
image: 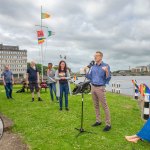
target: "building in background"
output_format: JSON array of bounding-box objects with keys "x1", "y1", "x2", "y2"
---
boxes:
[
  {"x1": 0, "y1": 44, "x2": 27, "y2": 78},
  {"x1": 131, "y1": 66, "x2": 148, "y2": 73},
  {"x1": 147, "y1": 64, "x2": 150, "y2": 72}
]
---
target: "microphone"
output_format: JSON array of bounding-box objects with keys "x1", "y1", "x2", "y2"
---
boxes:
[
  {"x1": 87, "y1": 60, "x2": 95, "y2": 68},
  {"x1": 80, "y1": 61, "x2": 95, "y2": 75}
]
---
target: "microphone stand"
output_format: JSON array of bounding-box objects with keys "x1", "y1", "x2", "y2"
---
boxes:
[{"x1": 75, "y1": 66, "x2": 96, "y2": 137}]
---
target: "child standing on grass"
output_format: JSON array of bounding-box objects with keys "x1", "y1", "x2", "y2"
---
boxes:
[{"x1": 55, "y1": 60, "x2": 71, "y2": 111}]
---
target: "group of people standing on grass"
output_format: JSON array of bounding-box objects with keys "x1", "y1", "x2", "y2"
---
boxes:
[
  {"x1": 2, "y1": 60, "x2": 71, "y2": 111},
  {"x1": 26, "y1": 60, "x2": 71, "y2": 111},
  {"x1": 46, "y1": 60, "x2": 71, "y2": 111},
  {"x1": 2, "y1": 51, "x2": 150, "y2": 143}
]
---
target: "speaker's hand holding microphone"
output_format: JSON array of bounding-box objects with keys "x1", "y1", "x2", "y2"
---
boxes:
[
  {"x1": 83, "y1": 60, "x2": 95, "y2": 74},
  {"x1": 87, "y1": 60, "x2": 95, "y2": 68},
  {"x1": 80, "y1": 61, "x2": 95, "y2": 75},
  {"x1": 83, "y1": 66, "x2": 88, "y2": 73}
]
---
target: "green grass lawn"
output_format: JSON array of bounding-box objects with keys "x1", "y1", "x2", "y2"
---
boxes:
[{"x1": 0, "y1": 84, "x2": 150, "y2": 150}]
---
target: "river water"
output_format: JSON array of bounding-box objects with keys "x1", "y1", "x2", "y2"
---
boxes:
[{"x1": 73, "y1": 76, "x2": 150, "y2": 96}]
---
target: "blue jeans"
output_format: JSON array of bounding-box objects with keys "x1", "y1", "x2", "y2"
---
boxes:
[
  {"x1": 48, "y1": 83, "x2": 58, "y2": 101},
  {"x1": 5, "y1": 83, "x2": 13, "y2": 98},
  {"x1": 59, "y1": 83, "x2": 69, "y2": 108}
]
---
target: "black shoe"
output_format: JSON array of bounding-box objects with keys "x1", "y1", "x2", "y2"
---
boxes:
[
  {"x1": 103, "y1": 125, "x2": 111, "y2": 132},
  {"x1": 10, "y1": 97, "x2": 14, "y2": 100},
  {"x1": 65, "y1": 108, "x2": 69, "y2": 111},
  {"x1": 59, "y1": 108, "x2": 62, "y2": 111},
  {"x1": 31, "y1": 98, "x2": 34, "y2": 102},
  {"x1": 38, "y1": 98, "x2": 43, "y2": 101},
  {"x1": 92, "y1": 122, "x2": 102, "y2": 127}
]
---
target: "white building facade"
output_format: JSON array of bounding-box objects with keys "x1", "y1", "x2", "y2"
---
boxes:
[{"x1": 0, "y1": 44, "x2": 27, "y2": 78}]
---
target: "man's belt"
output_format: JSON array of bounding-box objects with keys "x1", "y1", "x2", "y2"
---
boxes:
[{"x1": 92, "y1": 84, "x2": 105, "y2": 87}]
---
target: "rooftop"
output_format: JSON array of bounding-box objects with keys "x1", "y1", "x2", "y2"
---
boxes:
[{"x1": 0, "y1": 44, "x2": 27, "y2": 51}]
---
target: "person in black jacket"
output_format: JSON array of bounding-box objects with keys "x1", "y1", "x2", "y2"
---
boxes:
[{"x1": 26, "y1": 61, "x2": 43, "y2": 102}]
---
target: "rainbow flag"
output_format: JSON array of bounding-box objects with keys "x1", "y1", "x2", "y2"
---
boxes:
[
  {"x1": 139, "y1": 84, "x2": 150, "y2": 96},
  {"x1": 139, "y1": 84, "x2": 145, "y2": 96},
  {"x1": 132, "y1": 80, "x2": 150, "y2": 96},
  {"x1": 38, "y1": 37, "x2": 45, "y2": 44},
  {"x1": 41, "y1": 13, "x2": 50, "y2": 19},
  {"x1": 132, "y1": 80, "x2": 139, "y2": 90},
  {"x1": 143, "y1": 84, "x2": 150, "y2": 94}
]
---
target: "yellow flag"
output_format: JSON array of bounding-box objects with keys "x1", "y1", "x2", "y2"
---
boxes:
[{"x1": 41, "y1": 13, "x2": 50, "y2": 19}]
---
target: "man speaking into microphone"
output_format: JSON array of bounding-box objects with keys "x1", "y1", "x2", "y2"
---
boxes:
[{"x1": 85, "y1": 51, "x2": 111, "y2": 132}]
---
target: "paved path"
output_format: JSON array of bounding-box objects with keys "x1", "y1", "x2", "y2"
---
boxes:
[{"x1": 0, "y1": 114, "x2": 29, "y2": 150}]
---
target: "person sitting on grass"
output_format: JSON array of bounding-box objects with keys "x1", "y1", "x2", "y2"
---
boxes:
[
  {"x1": 125, "y1": 118, "x2": 150, "y2": 143},
  {"x1": 26, "y1": 61, "x2": 43, "y2": 102},
  {"x1": 2, "y1": 65, "x2": 14, "y2": 99},
  {"x1": 55, "y1": 60, "x2": 71, "y2": 111}
]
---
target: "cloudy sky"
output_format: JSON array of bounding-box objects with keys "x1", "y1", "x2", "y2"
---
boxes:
[{"x1": 0, "y1": 0, "x2": 150, "y2": 72}]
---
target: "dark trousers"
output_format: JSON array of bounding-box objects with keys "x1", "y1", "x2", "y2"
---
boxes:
[
  {"x1": 5, "y1": 83, "x2": 13, "y2": 98},
  {"x1": 48, "y1": 83, "x2": 58, "y2": 101},
  {"x1": 59, "y1": 83, "x2": 69, "y2": 108}
]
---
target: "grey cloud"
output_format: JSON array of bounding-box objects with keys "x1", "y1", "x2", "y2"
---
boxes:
[{"x1": 0, "y1": 0, "x2": 150, "y2": 72}]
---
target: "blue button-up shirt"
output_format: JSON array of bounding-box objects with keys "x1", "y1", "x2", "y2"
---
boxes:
[
  {"x1": 86, "y1": 61, "x2": 111, "y2": 85},
  {"x1": 2, "y1": 70, "x2": 13, "y2": 83}
]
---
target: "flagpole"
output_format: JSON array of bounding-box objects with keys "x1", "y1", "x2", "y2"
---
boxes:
[
  {"x1": 43, "y1": 28, "x2": 48, "y2": 61},
  {"x1": 41, "y1": 5, "x2": 44, "y2": 82}
]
